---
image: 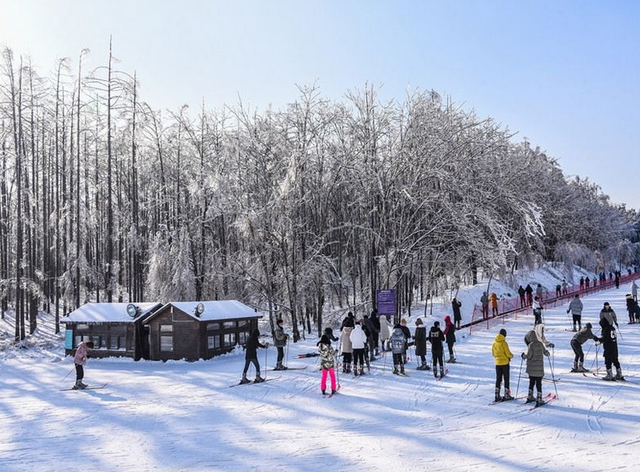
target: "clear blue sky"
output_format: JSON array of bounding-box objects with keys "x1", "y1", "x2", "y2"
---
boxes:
[{"x1": 1, "y1": 0, "x2": 638, "y2": 209}]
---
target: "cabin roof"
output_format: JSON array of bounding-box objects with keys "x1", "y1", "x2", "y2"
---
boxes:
[
  {"x1": 147, "y1": 300, "x2": 263, "y2": 323},
  {"x1": 61, "y1": 302, "x2": 163, "y2": 324}
]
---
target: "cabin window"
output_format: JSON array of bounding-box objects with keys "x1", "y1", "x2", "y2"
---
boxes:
[
  {"x1": 237, "y1": 319, "x2": 249, "y2": 328},
  {"x1": 160, "y1": 324, "x2": 173, "y2": 352},
  {"x1": 208, "y1": 335, "x2": 220, "y2": 350},
  {"x1": 223, "y1": 321, "x2": 236, "y2": 330},
  {"x1": 238, "y1": 331, "x2": 248, "y2": 345},
  {"x1": 207, "y1": 323, "x2": 220, "y2": 331},
  {"x1": 223, "y1": 333, "x2": 236, "y2": 347}
]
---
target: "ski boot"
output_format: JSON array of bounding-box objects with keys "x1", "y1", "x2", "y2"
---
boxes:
[
  {"x1": 400, "y1": 366, "x2": 405, "y2": 375},
  {"x1": 239, "y1": 374, "x2": 251, "y2": 384},
  {"x1": 322, "y1": 389, "x2": 326, "y2": 396},
  {"x1": 615, "y1": 367, "x2": 625, "y2": 380},
  {"x1": 72, "y1": 379, "x2": 86, "y2": 390},
  {"x1": 502, "y1": 390, "x2": 514, "y2": 401},
  {"x1": 525, "y1": 389, "x2": 535, "y2": 403},
  {"x1": 536, "y1": 392, "x2": 545, "y2": 407},
  {"x1": 603, "y1": 368, "x2": 615, "y2": 381},
  {"x1": 393, "y1": 365, "x2": 399, "y2": 375},
  {"x1": 433, "y1": 367, "x2": 439, "y2": 379},
  {"x1": 578, "y1": 362, "x2": 588, "y2": 372},
  {"x1": 494, "y1": 388, "x2": 502, "y2": 403},
  {"x1": 254, "y1": 375, "x2": 265, "y2": 383}
]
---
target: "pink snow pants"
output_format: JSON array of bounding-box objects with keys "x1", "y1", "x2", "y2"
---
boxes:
[{"x1": 321, "y1": 368, "x2": 337, "y2": 391}]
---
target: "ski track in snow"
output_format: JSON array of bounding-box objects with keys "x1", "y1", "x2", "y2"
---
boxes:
[{"x1": 3, "y1": 283, "x2": 640, "y2": 471}]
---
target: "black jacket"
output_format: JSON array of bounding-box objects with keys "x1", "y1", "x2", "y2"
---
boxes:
[
  {"x1": 245, "y1": 329, "x2": 266, "y2": 359},
  {"x1": 428, "y1": 326, "x2": 445, "y2": 353}
]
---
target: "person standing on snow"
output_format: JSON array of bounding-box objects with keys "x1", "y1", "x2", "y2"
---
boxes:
[
  {"x1": 379, "y1": 315, "x2": 392, "y2": 352},
  {"x1": 491, "y1": 328, "x2": 514, "y2": 402},
  {"x1": 73, "y1": 339, "x2": 94, "y2": 390},
  {"x1": 535, "y1": 283, "x2": 544, "y2": 302},
  {"x1": 444, "y1": 315, "x2": 457, "y2": 363},
  {"x1": 599, "y1": 302, "x2": 618, "y2": 329},
  {"x1": 399, "y1": 318, "x2": 412, "y2": 363},
  {"x1": 390, "y1": 323, "x2": 408, "y2": 375},
  {"x1": 317, "y1": 334, "x2": 337, "y2": 396},
  {"x1": 570, "y1": 323, "x2": 599, "y2": 372},
  {"x1": 489, "y1": 292, "x2": 499, "y2": 317},
  {"x1": 567, "y1": 294, "x2": 584, "y2": 331},
  {"x1": 370, "y1": 310, "x2": 381, "y2": 356},
  {"x1": 340, "y1": 323, "x2": 354, "y2": 374},
  {"x1": 518, "y1": 285, "x2": 526, "y2": 308},
  {"x1": 525, "y1": 284, "x2": 534, "y2": 306},
  {"x1": 521, "y1": 330, "x2": 550, "y2": 406},
  {"x1": 273, "y1": 318, "x2": 289, "y2": 370},
  {"x1": 532, "y1": 296, "x2": 544, "y2": 325},
  {"x1": 241, "y1": 329, "x2": 268, "y2": 384},
  {"x1": 452, "y1": 297, "x2": 462, "y2": 329},
  {"x1": 350, "y1": 321, "x2": 368, "y2": 376},
  {"x1": 429, "y1": 320, "x2": 445, "y2": 379},
  {"x1": 625, "y1": 294, "x2": 636, "y2": 324},
  {"x1": 632, "y1": 280, "x2": 638, "y2": 303},
  {"x1": 413, "y1": 318, "x2": 429, "y2": 370},
  {"x1": 598, "y1": 318, "x2": 624, "y2": 381},
  {"x1": 481, "y1": 292, "x2": 489, "y2": 319}
]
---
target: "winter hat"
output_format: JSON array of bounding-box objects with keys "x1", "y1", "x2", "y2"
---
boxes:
[
  {"x1": 415, "y1": 318, "x2": 423, "y2": 326},
  {"x1": 499, "y1": 329, "x2": 507, "y2": 337},
  {"x1": 586, "y1": 323, "x2": 592, "y2": 330},
  {"x1": 318, "y1": 334, "x2": 330, "y2": 346},
  {"x1": 603, "y1": 302, "x2": 610, "y2": 308},
  {"x1": 434, "y1": 321, "x2": 440, "y2": 327},
  {"x1": 445, "y1": 315, "x2": 451, "y2": 324}
]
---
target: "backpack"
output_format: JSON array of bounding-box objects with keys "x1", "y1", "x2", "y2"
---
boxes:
[{"x1": 390, "y1": 329, "x2": 406, "y2": 354}]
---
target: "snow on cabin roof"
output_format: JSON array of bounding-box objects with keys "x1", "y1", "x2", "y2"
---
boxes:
[
  {"x1": 166, "y1": 300, "x2": 262, "y2": 321},
  {"x1": 61, "y1": 302, "x2": 162, "y2": 324}
]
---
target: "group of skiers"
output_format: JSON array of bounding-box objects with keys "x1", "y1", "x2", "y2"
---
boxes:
[{"x1": 491, "y1": 298, "x2": 628, "y2": 407}]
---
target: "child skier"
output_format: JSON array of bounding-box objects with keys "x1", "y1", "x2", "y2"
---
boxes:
[
  {"x1": 240, "y1": 329, "x2": 268, "y2": 384},
  {"x1": 570, "y1": 323, "x2": 599, "y2": 372},
  {"x1": 429, "y1": 321, "x2": 445, "y2": 379},
  {"x1": 521, "y1": 330, "x2": 550, "y2": 406},
  {"x1": 444, "y1": 315, "x2": 456, "y2": 362},
  {"x1": 317, "y1": 334, "x2": 337, "y2": 395},
  {"x1": 73, "y1": 339, "x2": 94, "y2": 390},
  {"x1": 390, "y1": 323, "x2": 408, "y2": 375},
  {"x1": 532, "y1": 296, "x2": 543, "y2": 325},
  {"x1": 491, "y1": 329, "x2": 514, "y2": 402},
  {"x1": 413, "y1": 318, "x2": 429, "y2": 370},
  {"x1": 598, "y1": 318, "x2": 624, "y2": 380}
]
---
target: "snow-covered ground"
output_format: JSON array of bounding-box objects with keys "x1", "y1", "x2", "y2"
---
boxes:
[{"x1": 1, "y1": 279, "x2": 639, "y2": 472}]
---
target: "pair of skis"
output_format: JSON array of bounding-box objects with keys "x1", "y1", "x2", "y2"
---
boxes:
[
  {"x1": 60, "y1": 383, "x2": 107, "y2": 391},
  {"x1": 229, "y1": 375, "x2": 282, "y2": 388}
]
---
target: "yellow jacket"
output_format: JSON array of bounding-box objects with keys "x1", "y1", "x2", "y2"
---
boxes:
[{"x1": 492, "y1": 333, "x2": 513, "y2": 366}]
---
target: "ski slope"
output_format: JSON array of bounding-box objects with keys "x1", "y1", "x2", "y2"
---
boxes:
[{"x1": 1, "y1": 285, "x2": 639, "y2": 472}]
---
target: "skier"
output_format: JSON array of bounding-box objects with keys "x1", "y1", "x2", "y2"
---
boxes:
[
  {"x1": 562, "y1": 279, "x2": 568, "y2": 296},
  {"x1": 370, "y1": 310, "x2": 381, "y2": 355},
  {"x1": 598, "y1": 318, "x2": 624, "y2": 381},
  {"x1": 273, "y1": 318, "x2": 289, "y2": 370},
  {"x1": 599, "y1": 302, "x2": 618, "y2": 329},
  {"x1": 444, "y1": 315, "x2": 456, "y2": 362},
  {"x1": 72, "y1": 339, "x2": 94, "y2": 390},
  {"x1": 491, "y1": 328, "x2": 514, "y2": 402},
  {"x1": 452, "y1": 297, "x2": 462, "y2": 329},
  {"x1": 390, "y1": 323, "x2": 408, "y2": 375},
  {"x1": 240, "y1": 329, "x2": 268, "y2": 384},
  {"x1": 517, "y1": 285, "x2": 526, "y2": 308},
  {"x1": 489, "y1": 292, "x2": 499, "y2": 317},
  {"x1": 567, "y1": 294, "x2": 584, "y2": 331},
  {"x1": 340, "y1": 311, "x2": 355, "y2": 331},
  {"x1": 379, "y1": 315, "x2": 392, "y2": 352},
  {"x1": 481, "y1": 292, "x2": 489, "y2": 319},
  {"x1": 429, "y1": 320, "x2": 445, "y2": 379},
  {"x1": 317, "y1": 334, "x2": 337, "y2": 396},
  {"x1": 524, "y1": 324, "x2": 555, "y2": 350},
  {"x1": 350, "y1": 321, "x2": 367, "y2": 376},
  {"x1": 399, "y1": 319, "x2": 412, "y2": 363},
  {"x1": 521, "y1": 329, "x2": 550, "y2": 406},
  {"x1": 363, "y1": 314, "x2": 377, "y2": 361},
  {"x1": 570, "y1": 323, "x2": 599, "y2": 372},
  {"x1": 625, "y1": 294, "x2": 636, "y2": 324},
  {"x1": 535, "y1": 283, "x2": 544, "y2": 302},
  {"x1": 413, "y1": 318, "x2": 429, "y2": 370},
  {"x1": 525, "y1": 284, "x2": 534, "y2": 306},
  {"x1": 532, "y1": 296, "x2": 543, "y2": 325},
  {"x1": 340, "y1": 323, "x2": 354, "y2": 373},
  {"x1": 323, "y1": 326, "x2": 338, "y2": 343}
]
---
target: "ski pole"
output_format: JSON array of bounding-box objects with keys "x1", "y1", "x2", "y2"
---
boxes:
[
  {"x1": 62, "y1": 366, "x2": 75, "y2": 382},
  {"x1": 335, "y1": 352, "x2": 340, "y2": 389},
  {"x1": 515, "y1": 356, "x2": 524, "y2": 399},
  {"x1": 595, "y1": 343, "x2": 599, "y2": 375},
  {"x1": 264, "y1": 343, "x2": 269, "y2": 379},
  {"x1": 547, "y1": 354, "x2": 559, "y2": 399}
]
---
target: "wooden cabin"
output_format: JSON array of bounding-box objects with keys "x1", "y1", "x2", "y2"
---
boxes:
[
  {"x1": 61, "y1": 302, "x2": 163, "y2": 360},
  {"x1": 145, "y1": 300, "x2": 263, "y2": 361}
]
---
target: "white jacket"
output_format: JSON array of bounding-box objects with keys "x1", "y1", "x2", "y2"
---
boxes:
[{"x1": 350, "y1": 325, "x2": 367, "y2": 350}]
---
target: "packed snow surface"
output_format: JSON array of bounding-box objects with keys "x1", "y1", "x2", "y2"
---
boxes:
[{"x1": 1, "y1": 282, "x2": 639, "y2": 471}]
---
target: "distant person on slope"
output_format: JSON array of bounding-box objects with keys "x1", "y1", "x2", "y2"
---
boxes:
[
  {"x1": 532, "y1": 296, "x2": 544, "y2": 325},
  {"x1": 429, "y1": 321, "x2": 446, "y2": 379},
  {"x1": 521, "y1": 331, "x2": 550, "y2": 406},
  {"x1": 625, "y1": 294, "x2": 636, "y2": 324},
  {"x1": 489, "y1": 292, "x2": 499, "y2": 317},
  {"x1": 379, "y1": 315, "x2": 392, "y2": 352},
  {"x1": 481, "y1": 292, "x2": 489, "y2": 320},
  {"x1": 350, "y1": 321, "x2": 368, "y2": 376},
  {"x1": 567, "y1": 294, "x2": 584, "y2": 331},
  {"x1": 390, "y1": 323, "x2": 408, "y2": 375},
  {"x1": 518, "y1": 285, "x2": 526, "y2": 308},
  {"x1": 570, "y1": 323, "x2": 599, "y2": 372},
  {"x1": 273, "y1": 318, "x2": 289, "y2": 370},
  {"x1": 524, "y1": 324, "x2": 554, "y2": 349},
  {"x1": 73, "y1": 339, "x2": 94, "y2": 390},
  {"x1": 632, "y1": 280, "x2": 638, "y2": 303},
  {"x1": 413, "y1": 318, "x2": 429, "y2": 370},
  {"x1": 452, "y1": 297, "x2": 462, "y2": 329},
  {"x1": 525, "y1": 284, "x2": 534, "y2": 306},
  {"x1": 240, "y1": 329, "x2": 268, "y2": 384},
  {"x1": 491, "y1": 328, "x2": 514, "y2": 402}
]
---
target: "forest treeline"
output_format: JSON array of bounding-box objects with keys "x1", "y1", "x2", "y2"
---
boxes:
[{"x1": 1, "y1": 45, "x2": 639, "y2": 342}]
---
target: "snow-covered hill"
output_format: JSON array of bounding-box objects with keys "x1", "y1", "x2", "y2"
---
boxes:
[{"x1": 1, "y1": 275, "x2": 639, "y2": 471}]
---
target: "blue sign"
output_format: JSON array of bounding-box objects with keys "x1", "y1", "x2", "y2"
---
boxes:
[
  {"x1": 65, "y1": 330, "x2": 73, "y2": 350},
  {"x1": 377, "y1": 289, "x2": 396, "y2": 318}
]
